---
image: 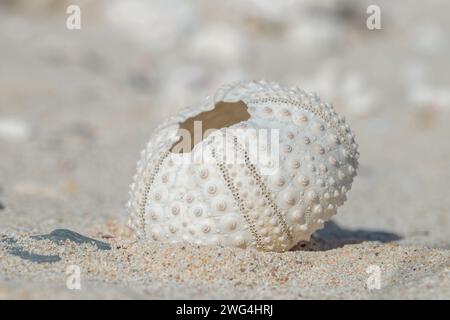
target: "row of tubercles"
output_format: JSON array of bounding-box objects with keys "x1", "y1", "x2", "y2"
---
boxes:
[
  {"x1": 231, "y1": 135, "x2": 294, "y2": 248},
  {"x1": 246, "y1": 97, "x2": 358, "y2": 159},
  {"x1": 209, "y1": 137, "x2": 264, "y2": 250},
  {"x1": 138, "y1": 149, "x2": 171, "y2": 238}
]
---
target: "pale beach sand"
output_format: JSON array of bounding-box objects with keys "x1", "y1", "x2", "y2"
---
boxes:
[
  {"x1": 0, "y1": 0, "x2": 449, "y2": 299},
  {"x1": 1, "y1": 228, "x2": 449, "y2": 299}
]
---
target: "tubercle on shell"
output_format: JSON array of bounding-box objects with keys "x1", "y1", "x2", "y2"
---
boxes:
[{"x1": 127, "y1": 80, "x2": 359, "y2": 252}]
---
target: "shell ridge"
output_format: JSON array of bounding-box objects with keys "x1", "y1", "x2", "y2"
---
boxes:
[
  {"x1": 137, "y1": 148, "x2": 171, "y2": 238},
  {"x1": 231, "y1": 133, "x2": 294, "y2": 250},
  {"x1": 209, "y1": 134, "x2": 265, "y2": 250}
]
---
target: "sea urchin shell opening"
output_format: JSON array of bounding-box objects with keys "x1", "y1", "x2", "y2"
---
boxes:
[{"x1": 170, "y1": 100, "x2": 250, "y2": 153}]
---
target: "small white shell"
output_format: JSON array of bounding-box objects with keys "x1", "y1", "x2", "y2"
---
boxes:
[{"x1": 127, "y1": 81, "x2": 359, "y2": 252}]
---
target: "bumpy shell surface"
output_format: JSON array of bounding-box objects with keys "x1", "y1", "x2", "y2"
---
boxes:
[{"x1": 127, "y1": 81, "x2": 359, "y2": 252}]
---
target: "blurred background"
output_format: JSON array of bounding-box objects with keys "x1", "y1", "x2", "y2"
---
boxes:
[{"x1": 0, "y1": 0, "x2": 449, "y2": 247}]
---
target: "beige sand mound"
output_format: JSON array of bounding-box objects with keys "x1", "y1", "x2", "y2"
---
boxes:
[{"x1": 1, "y1": 227, "x2": 448, "y2": 299}]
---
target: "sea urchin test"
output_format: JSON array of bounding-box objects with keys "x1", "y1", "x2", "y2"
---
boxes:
[{"x1": 127, "y1": 81, "x2": 359, "y2": 252}]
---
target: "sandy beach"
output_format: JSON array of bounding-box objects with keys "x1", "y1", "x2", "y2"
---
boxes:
[{"x1": 0, "y1": 0, "x2": 449, "y2": 299}]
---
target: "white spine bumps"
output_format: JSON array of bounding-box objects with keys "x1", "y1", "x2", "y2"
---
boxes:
[{"x1": 127, "y1": 81, "x2": 359, "y2": 252}]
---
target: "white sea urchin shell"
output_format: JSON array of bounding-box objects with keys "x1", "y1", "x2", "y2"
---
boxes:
[{"x1": 127, "y1": 81, "x2": 359, "y2": 252}]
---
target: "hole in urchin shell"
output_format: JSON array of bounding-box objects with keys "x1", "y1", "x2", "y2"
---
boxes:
[{"x1": 171, "y1": 100, "x2": 250, "y2": 153}]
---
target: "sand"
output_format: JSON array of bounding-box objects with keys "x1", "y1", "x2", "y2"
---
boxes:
[
  {"x1": 0, "y1": 0, "x2": 449, "y2": 299},
  {"x1": 1, "y1": 228, "x2": 449, "y2": 299}
]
